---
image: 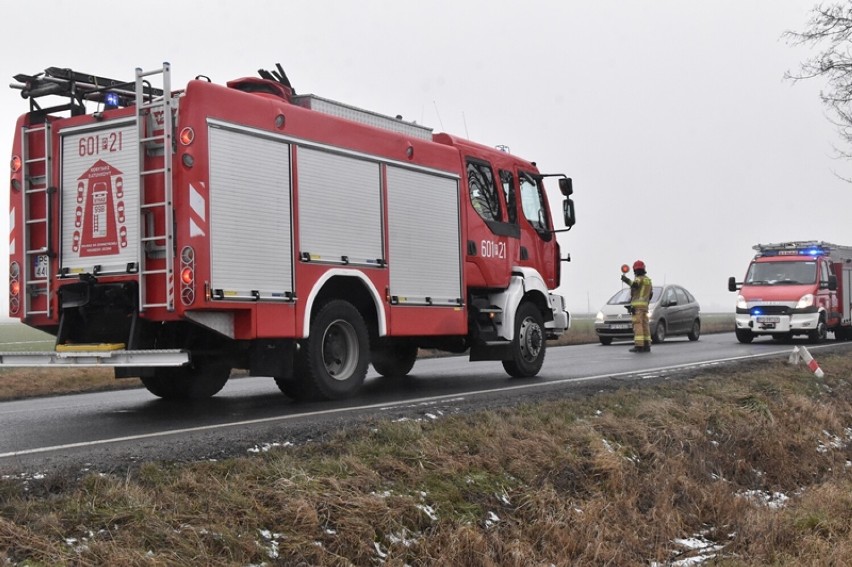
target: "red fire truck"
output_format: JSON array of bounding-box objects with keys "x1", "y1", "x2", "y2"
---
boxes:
[
  {"x1": 4, "y1": 63, "x2": 575, "y2": 400},
  {"x1": 728, "y1": 241, "x2": 852, "y2": 343}
]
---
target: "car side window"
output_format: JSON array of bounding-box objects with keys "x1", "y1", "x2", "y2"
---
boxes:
[
  {"x1": 664, "y1": 288, "x2": 677, "y2": 305},
  {"x1": 467, "y1": 160, "x2": 502, "y2": 223},
  {"x1": 675, "y1": 287, "x2": 689, "y2": 305}
]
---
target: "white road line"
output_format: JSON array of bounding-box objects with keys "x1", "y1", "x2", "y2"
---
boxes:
[{"x1": 0, "y1": 343, "x2": 845, "y2": 458}]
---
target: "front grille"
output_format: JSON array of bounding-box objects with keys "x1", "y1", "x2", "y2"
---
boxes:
[{"x1": 750, "y1": 305, "x2": 790, "y2": 316}]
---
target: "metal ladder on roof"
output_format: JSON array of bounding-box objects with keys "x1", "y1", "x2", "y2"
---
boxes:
[
  {"x1": 135, "y1": 63, "x2": 175, "y2": 312},
  {"x1": 20, "y1": 122, "x2": 53, "y2": 318}
]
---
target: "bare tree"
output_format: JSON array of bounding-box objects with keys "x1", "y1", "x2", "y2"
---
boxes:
[{"x1": 785, "y1": 2, "x2": 852, "y2": 158}]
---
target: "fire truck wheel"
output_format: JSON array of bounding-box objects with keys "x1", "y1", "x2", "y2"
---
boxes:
[
  {"x1": 141, "y1": 358, "x2": 231, "y2": 400},
  {"x1": 371, "y1": 343, "x2": 418, "y2": 377},
  {"x1": 292, "y1": 300, "x2": 369, "y2": 400},
  {"x1": 599, "y1": 336, "x2": 613, "y2": 346},
  {"x1": 808, "y1": 315, "x2": 828, "y2": 344},
  {"x1": 735, "y1": 328, "x2": 754, "y2": 344},
  {"x1": 502, "y1": 302, "x2": 546, "y2": 378}
]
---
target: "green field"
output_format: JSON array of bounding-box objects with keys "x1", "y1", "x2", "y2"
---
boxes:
[{"x1": 0, "y1": 321, "x2": 55, "y2": 352}]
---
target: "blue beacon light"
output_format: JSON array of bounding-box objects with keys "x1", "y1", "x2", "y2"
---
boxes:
[{"x1": 104, "y1": 91, "x2": 120, "y2": 109}]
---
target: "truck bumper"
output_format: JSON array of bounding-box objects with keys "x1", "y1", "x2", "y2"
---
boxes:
[
  {"x1": 734, "y1": 312, "x2": 821, "y2": 335},
  {"x1": 0, "y1": 349, "x2": 189, "y2": 367},
  {"x1": 546, "y1": 293, "x2": 571, "y2": 338}
]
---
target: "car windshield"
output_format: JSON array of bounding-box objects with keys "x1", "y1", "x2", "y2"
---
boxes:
[
  {"x1": 606, "y1": 286, "x2": 663, "y2": 305},
  {"x1": 745, "y1": 261, "x2": 817, "y2": 285}
]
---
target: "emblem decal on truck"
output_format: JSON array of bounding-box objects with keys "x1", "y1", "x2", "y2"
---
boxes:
[{"x1": 74, "y1": 159, "x2": 127, "y2": 257}]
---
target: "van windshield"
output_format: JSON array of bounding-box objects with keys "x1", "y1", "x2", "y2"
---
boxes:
[
  {"x1": 745, "y1": 261, "x2": 816, "y2": 285},
  {"x1": 606, "y1": 286, "x2": 663, "y2": 305}
]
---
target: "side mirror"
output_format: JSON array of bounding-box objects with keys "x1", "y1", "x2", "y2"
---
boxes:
[
  {"x1": 828, "y1": 274, "x2": 838, "y2": 291},
  {"x1": 563, "y1": 198, "x2": 576, "y2": 228},
  {"x1": 728, "y1": 276, "x2": 738, "y2": 292},
  {"x1": 559, "y1": 177, "x2": 573, "y2": 196}
]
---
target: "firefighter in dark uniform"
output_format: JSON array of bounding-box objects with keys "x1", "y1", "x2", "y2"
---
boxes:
[{"x1": 621, "y1": 260, "x2": 653, "y2": 352}]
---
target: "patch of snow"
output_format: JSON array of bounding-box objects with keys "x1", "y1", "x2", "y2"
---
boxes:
[
  {"x1": 416, "y1": 504, "x2": 438, "y2": 522},
  {"x1": 484, "y1": 511, "x2": 500, "y2": 528}
]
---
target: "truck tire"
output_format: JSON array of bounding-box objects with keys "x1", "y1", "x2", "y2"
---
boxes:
[
  {"x1": 502, "y1": 301, "x2": 546, "y2": 378},
  {"x1": 808, "y1": 315, "x2": 827, "y2": 344},
  {"x1": 372, "y1": 342, "x2": 418, "y2": 377},
  {"x1": 599, "y1": 336, "x2": 613, "y2": 346},
  {"x1": 141, "y1": 358, "x2": 231, "y2": 400},
  {"x1": 687, "y1": 319, "x2": 701, "y2": 341},
  {"x1": 291, "y1": 300, "x2": 369, "y2": 401},
  {"x1": 735, "y1": 328, "x2": 754, "y2": 344}
]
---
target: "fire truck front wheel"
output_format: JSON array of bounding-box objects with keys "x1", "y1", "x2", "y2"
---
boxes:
[
  {"x1": 502, "y1": 301, "x2": 546, "y2": 378},
  {"x1": 292, "y1": 300, "x2": 370, "y2": 400},
  {"x1": 141, "y1": 358, "x2": 231, "y2": 400}
]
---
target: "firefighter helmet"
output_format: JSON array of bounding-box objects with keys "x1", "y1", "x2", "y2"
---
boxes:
[{"x1": 633, "y1": 260, "x2": 646, "y2": 271}]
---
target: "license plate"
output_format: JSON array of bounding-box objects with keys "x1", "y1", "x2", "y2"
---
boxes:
[
  {"x1": 756, "y1": 316, "x2": 780, "y2": 323},
  {"x1": 33, "y1": 255, "x2": 48, "y2": 279},
  {"x1": 609, "y1": 323, "x2": 631, "y2": 330}
]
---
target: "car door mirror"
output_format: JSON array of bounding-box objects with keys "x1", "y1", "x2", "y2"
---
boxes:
[{"x1": 828, "y1": 274, "x2": 838, "y2": 291}]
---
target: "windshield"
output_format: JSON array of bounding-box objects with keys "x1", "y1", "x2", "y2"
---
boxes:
[
  {"x1": 606, "y1": 286, "x2": 663, "y2": 305},
  {"x1": 745, "y1": 261, "x2": 817, "y2": 285}
]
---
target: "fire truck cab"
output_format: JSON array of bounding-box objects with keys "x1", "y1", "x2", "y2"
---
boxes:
[{"x1": 5, "y1": 63, "x2": 576, "y2": 400}]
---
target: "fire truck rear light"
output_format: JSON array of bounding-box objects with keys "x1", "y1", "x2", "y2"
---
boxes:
[
  {"x1": 182, "y1": 153, "x2": 194, "y2": 168},
  {"x1": 11, "y1": 179, "x2": 21, "y2": 192},
  {"x1": 10, "y1": 155, "x2": 21, "y2": 173},
  {"x1": 179, "y1": 127, "x2": 195, "y2": 145},
  {"x1": 9, "y1": 262, "x2": 20, "y2": 316},
  {"x1": 180, "y1": 246, "x2": 196, "y2": 306}
]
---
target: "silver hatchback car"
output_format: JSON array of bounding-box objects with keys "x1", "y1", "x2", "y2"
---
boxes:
[{"x1": 594, "y1": 284, "x2": 701, "y2": 345}]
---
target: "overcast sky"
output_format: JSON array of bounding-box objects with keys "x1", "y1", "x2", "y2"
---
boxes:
[{"x1": 2, "y1": 0, "x2": 849, "y2": 317}]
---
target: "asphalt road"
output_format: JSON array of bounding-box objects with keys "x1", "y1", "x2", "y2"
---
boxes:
[{"x1": 1, "y1": 333, "x2": 849, "y2": 476}]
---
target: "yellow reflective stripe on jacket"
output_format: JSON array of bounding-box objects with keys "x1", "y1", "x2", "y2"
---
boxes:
[{"x1": 631, "y1": 276, "x2": 653, "y2": 308}]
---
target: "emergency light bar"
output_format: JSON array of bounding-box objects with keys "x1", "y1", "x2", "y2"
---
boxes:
[{"x1": 753, "y1": 241, "x2": 831, "y2": 258}]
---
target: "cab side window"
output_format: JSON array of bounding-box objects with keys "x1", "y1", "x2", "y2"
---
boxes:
[
  {"x1": 499, "y1": 170, "x2": 517, "y2": 225},
  {"x1": 519, "y1": 171, "x2": 552, "y2": 241},
  {"x1": 467, "y1": 160, "x2": 502, "y2": 223}
]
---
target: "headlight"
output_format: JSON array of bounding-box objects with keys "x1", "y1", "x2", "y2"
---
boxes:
[
  {"x1": 795, "y1": 293, "x2": 814, "y2": 309},
  {"x1": 736, "y1": 295, "x2": 748, "y2": 309},
  {"x1": 595, "y1": 311, "x2": 604, "y2": 323}
]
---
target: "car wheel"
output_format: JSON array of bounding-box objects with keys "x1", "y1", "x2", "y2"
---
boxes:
[
  {"x1": 687, "y1": 319, "x2": 701, "y2": 341},
  {"x1": 735, "y1": 328, "x2": 753, "y2": 344},
  {"x1": 599, "y1": 336, "x2": 613, "y2": 345},
  {"x1": 502, "y1": 301, "x2": 546, "y2": 378},
  {"x1": 652, "y1": 320, "x2": 666, "y2": 344}
]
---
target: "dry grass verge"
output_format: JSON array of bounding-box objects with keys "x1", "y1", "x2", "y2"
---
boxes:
[{"x1": 1, "y1": 352, "x2": 850, "y2": 565}]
